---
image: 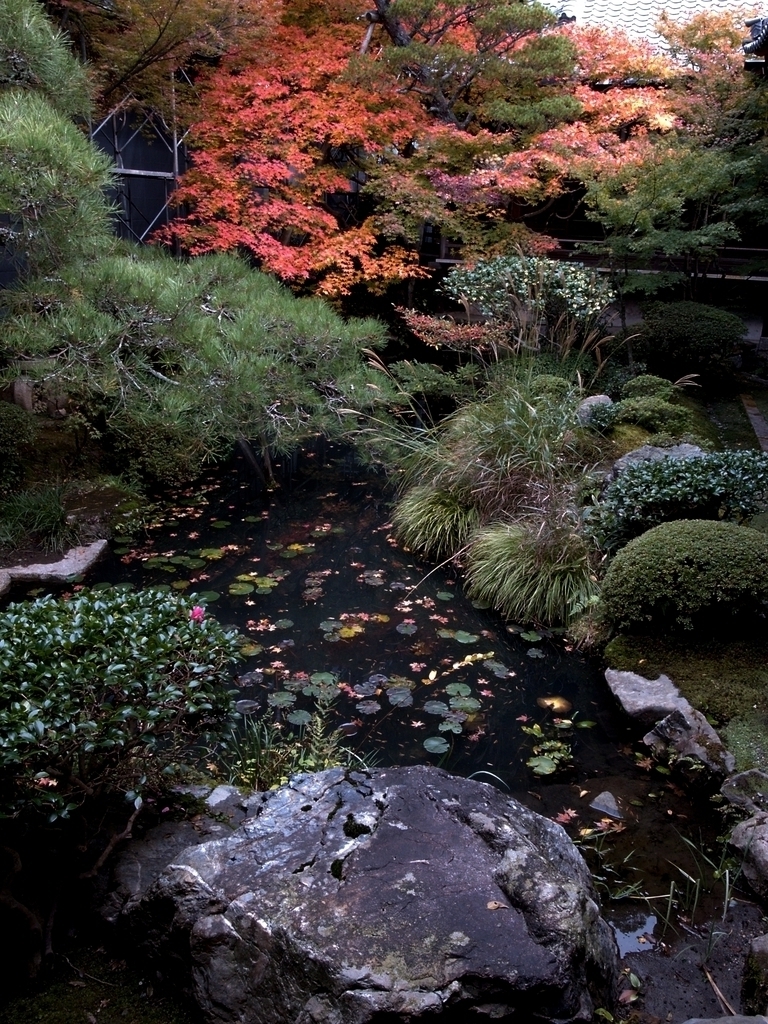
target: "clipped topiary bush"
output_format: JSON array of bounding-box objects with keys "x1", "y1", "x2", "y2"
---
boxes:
[
  {"x1": 0, "y1": 588, "x2": 240, "y2": 818},
  {"x1": 612, "y1": 395, "x2": 693, "y2": 435},
  {"x1": 620, "y1": 375, "x2": 676, "y2": 401},
  {"x1": 592, "y1": 450, "x2": 768, "y2": 549},
  {"x1": 637, "y1": 301, "x2": 745, "y2": 376},
  {"x1": 601, "y1": 520, "x2": 768, "y2": 631}
]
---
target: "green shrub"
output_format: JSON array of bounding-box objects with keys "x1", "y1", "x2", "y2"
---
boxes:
[
  {"x1": 620, "y1": 375, "x2": 675, "y2": 401},
  {"x1": 530, "y1": 374, "x2": 573, "y2": 400},
  {"x1": 110, "y1": 414, "x2": 206, "y2": 489},
  {"x1": 0, "y1": 403, "x2": 36, "y2": 492},
  {"x1": 465, "y1": 517, "x2": 599, "y2": 626},
  {"x1": 0, "y1": 484, "x2": 77, "y2": 551},
  {"x1": 612, "y1": 395, "x2": 693, "y2": 435},
  {"x1": 637, "y1": 301, "x2": 745, "y2": 376},
  {"x1": 393, "y1": 485, "x2": 480, "y2": 560},
  {"x1": 0, "y1": 588, "x2": 240, "y2": 818},
  {"x1": 601, "y1": 520, "x2": 768, "y2": 631},
  {"x1": 592, "y1": 451, "x2": 768, "y2": 549}
]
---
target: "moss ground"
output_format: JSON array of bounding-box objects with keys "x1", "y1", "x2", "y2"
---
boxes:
[
  {"x1": 603, "y1": 633, "x2": 768, "y2": 727},
  {"x1": 0, "y1": 945, "x2": 201, "y2": 1024}
]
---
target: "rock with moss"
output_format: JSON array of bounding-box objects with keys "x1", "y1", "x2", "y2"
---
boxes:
[
  {"x1": 601, "y1": 520, "x2": 768, "y2": 632},
  {"x1": 119, "y1": 766, "x2": 619, "y2": 1023}
]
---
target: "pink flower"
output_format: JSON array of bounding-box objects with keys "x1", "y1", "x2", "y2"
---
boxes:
[{"x1": 189, "y1": 605, "x2": 205, "y2": 624}]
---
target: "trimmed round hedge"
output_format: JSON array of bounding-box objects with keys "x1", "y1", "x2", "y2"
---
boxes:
[{"x1": 602, "y1": 520, "x2": 768, "y2": 631}]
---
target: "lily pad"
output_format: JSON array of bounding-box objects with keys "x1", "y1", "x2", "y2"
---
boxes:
[
  {"x1": 453, "y1": 630, "x2": 478, "y2": 644},
  {"x1": 239, "y1": 643, "x2": 263, "y2": 657},
  {"x1": 144, "y1": 557, "x2": 169, "y2": 567},
  {"x1": 354, "y1": 680, "x2": 380, "y2": 697},
  {"x1": 244, "y1": 515, "x2": 260, "y2": 523},
  {"x1": 92, "y1": 581, "x2": 113, "y2": 591},
  {"x1": 520, "y1": 630, "x2": 542, "y2": 642},
  {"x1": 424, "y1": 700, "x2": 450, "y2": 716},
  {"x1": 526, "y1": 648, "x2": 545, "y2": 659},
  {"x1": 229, "y1": 582, "x2": 255, "y2": 595},
  {"x1": 437, "y1": 629, "x2": 456, "y2": 639},
  {"x1": 267, "y1": 691, "x2": 296, "y2": 708},
  {"x1": 199, "y1": 548, "x2": 225, "y2": 560},
  {"x1": 445, "y1": 683, "x2": 471, "y2": 697},
  {"x1": 172, "y1": 580, "x2": 191, "y2": 590},
  {"x1": 196, "y1": 591, "x2": 220, "y2": 602},
  {"x1": 287, "y1": 710, "x2": 313, "y2": 727},
  {"x1": 438, "y1": 720, "x2": 464, "y2": 734},
  {"x1": 575, "y1": 720, "x2": 597, "y2": 729},
  {"x1": 386, "y1": 688, "x2": 414, "y2": 707},
  {"x1": 527, "y1": 756, "x2": 558, "y2": 775},
  {"x1": 319, "y1": 620, "x2": 344, "y2": 632},
  {"x1": 483, "y1": 659, "x2": 509, "y2": 678},
  {"x1": 211, "y1": 520, "x2": 231, "y2": 529},
  {"x1": 310, "y1": 671, "x2": 337, "y2": 685},
  {"x1": 356, "y1": 700, "x2": 381, "y2": 715},
  {"x1": 235, "y1": 700, "x2": 260, "y2": 714},
  {"x1": 274, "y1": 619, "x2": 294, "y2": 629},
  {"x1": 396, "y1": 622, "x2": 417, "y2": 635},
  {"x1": 423, "y1": 736, "x2": 450, "y2": 754},
  {"x1": 450, "y1": 696, "x2": 481, "y2": 713},
  {"x1": 470, "y1": 599, "x2": 490, "y2": 610},
  {"x1": 436, "y1": 591, "x2": 454, "y2": 601}
]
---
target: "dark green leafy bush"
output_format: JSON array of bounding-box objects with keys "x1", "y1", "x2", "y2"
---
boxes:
[
  {"x1": 0, "y1": 403, "x2": 36, "y2": 492},
  {"x1": 0, "y1": 588, "x2": 240, "y2": 818},
  {"x1": 601, "y1": 520, "x2": 768, "y2": 631},
  {"x1": 110, "y1": 413, "x2": 206, "y2": 489},
  {"x1": 637, "y1": 301, "x2": 745, "y2": 376},
  {"x1": 592, "y1": 451, "x2": 768, "y2": 549}
]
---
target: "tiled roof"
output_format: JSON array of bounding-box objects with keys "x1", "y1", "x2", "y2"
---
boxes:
[{"x1": 561, "y1": 0, "x2": 756, "y2": 44}]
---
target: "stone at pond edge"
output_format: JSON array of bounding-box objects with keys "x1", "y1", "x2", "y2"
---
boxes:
[
  {"x1": 682, "y1": 1018, "x2": 768, "y2": 1024},
  {"x1": 589, "y1": 791, "x2": 623, "y2": 820},
  {"x1": 604, "y1": 669, "x2": 689, "y2": 725},
  {"x1": 0, "y1": 539, "x2": 109, "y2": 597},
  {"x1": 730, "y1": 814, "x2": 768, "y2": 900},
  {"x1": 722, "y1": 771, "x2": 768, "y2": 816},
  {"x1": 643, "y1": 708, "x2": 735, "y2": 778},
  {"x1": 742, "y1": 933, "x2": 768, "y2": 1016},
  {"x1": 605, "y1": 669, "x2": 734, "y2": 777},
  {"x1": 114, "y1": 766, "x2": 619, "y2": 1023}
]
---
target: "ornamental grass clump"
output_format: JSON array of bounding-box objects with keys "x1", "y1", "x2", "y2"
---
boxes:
[
  {"x1": 601, "y1": 520, "x2": 768, "y2": 632},
  {"x1": 465, "y1": 515, "x2": 599, "y2": 626},
  {"x1": 0, "y1": 588, "x2": 241, "y2": 818},
  {"x1": 392, "y1": 486, "x2": 480, "y2": 561}
]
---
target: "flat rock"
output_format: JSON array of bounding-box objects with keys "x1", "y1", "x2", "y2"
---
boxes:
[
  {"x1": 117, "y1": 766, "x2": 619, "y2": 1023},
  {"x1": 0, "y1": 539, "x2": 109, "y2": 597},
  {"x1": 604, "y1": 669, "x2": 690, "y2": 724},
  {"x1": 589, "y1": 791, "x2": 623, "y2": 820}
]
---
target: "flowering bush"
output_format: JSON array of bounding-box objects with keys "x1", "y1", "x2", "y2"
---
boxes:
[
  {"x1": 0, "y1": 588, "x2": 241, "y2": 818},
  {"x1": 442, "y1": 255, "x2": 615, "y2": 326}
]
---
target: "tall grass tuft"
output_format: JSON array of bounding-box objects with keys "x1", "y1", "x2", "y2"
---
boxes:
[
  {"x1": 0, "y1": 484, "x2": 79, "y2": 552},
  {"x1": 465, "y1": 516, "x2": 599, "y2": 626},
  {"x1": 392, "y1": 486, "x2": 479, "y2": 560}
]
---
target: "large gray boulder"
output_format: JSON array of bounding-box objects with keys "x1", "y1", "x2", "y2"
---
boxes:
[{"x1": 116, "y1": 766, "x2": 619, "y2": 1023}]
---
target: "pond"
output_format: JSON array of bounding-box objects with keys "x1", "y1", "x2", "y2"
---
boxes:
[{"x1": 4, "y1": 446, "x2": 736, "y2": 947}]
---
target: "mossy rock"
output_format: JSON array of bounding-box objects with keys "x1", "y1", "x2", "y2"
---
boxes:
[
  {"x1": 723, "y1": 713, "x2": 768, "y2": 773},
  {"x1": 607, "y1": 423, "x2": 653, "y2": 457},
  {"x1": 603, "y1": 633, "x2": 768, "y2": 725}
]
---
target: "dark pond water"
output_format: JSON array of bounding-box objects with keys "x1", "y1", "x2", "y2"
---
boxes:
[{"x1": 5, "y1": 446, "x2": 735, "y2": 945}]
